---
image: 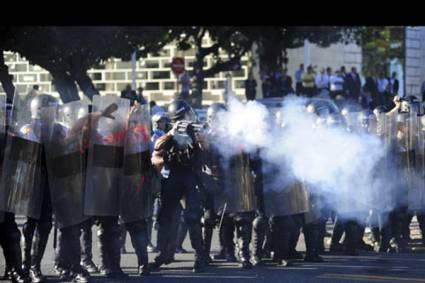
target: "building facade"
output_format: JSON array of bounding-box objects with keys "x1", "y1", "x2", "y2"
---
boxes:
[
  {"x1": 405, "y1": 26, "x2": 425, "y2": 99},
  {"x1": 1, "y1": 33, "x2": 364, "y2": 105}
]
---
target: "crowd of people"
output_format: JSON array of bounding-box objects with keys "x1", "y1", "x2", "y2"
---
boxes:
[{"x1": 246, "y1": 64, "x2": 401, "y2": 111}]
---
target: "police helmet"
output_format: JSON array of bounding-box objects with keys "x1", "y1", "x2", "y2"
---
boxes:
[
  {"x1": 207, "y1": 103, "x2": 227, "y2": 124},
  {"x1": 168, "y1": 99, "x2": 196, "y2": 122}
]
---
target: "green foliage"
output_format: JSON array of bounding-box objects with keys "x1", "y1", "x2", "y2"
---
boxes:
[{"x1": 354, "y1": 26, "x2": 405, "y2": 76}]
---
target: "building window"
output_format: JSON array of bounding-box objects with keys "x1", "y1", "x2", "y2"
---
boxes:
[
  {"x1": 234, "y1": 80, "x2": 245, "y2": 89},
  {"x1": 10, "y1": 63, "x2": 28, "y2": 72},
  {"x1": 162, "y1": 60, "x2": 172, "y2": 68},
  {"x1": 39, "y1": 73, "x2": 52, "y2": 82},
  {"x1": 117, "y1": 83, "x2": 131, "y2": 92},
  {"x1": 89, "y1": 72, "x2": 103, "y2": 81},
  {"x1": 94, "y1": 83, "x2": 106, "y2": 91},
  {"x1": 145, "y1": 82, "x2": 159, "y2": 91},
  {"x1": 116, "y1": 61, "x2": 132, "y2": 69},
  {"x1": 211, "y1": 80, "x2": 225, "y2": 89},
  {"x1": 28, "y1": 65, "x2": 42, "y2": 72},
  {"x1": 163, "y1": 82, "x2": 176, "y2": 90},
  {"x1": 19, "y1": 74, "x2": 37, "y2": 83},
  {"x1": 16, "y1": 84, "x2": 28, "y2": 93},
  {"x1": 126, "y1": 71, "x2": 148, "y2": 80},
  {"x1": 152, "y1": 71, "x2": 171, "y2": 79},
  {"x1": 105, "y1": 83, "x2": 115, "y2": 91},
  {"x1": 232, "y1": 69, "x2": 246, "y2": 78},
  {"x1": 105, "y1": 72, "x2": 126, "y2": 81},
  {"x1": 144, "y1": 60, "x2": 159, "y2": 68}
]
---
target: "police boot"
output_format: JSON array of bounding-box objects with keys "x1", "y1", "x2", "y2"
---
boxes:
[
  {"x1": 251, "y1": 216, "x2": 266, "y2": 266},
  {"x1": 317, "y1": 219, "x2": 327, "y2": 254},
  {"x1": 4, "y1": 231, "x2": 28, "y2": 283},
  {"x1": 272, "y1": 218, "x2": 292, "y2": 267},
  {"x1": 186, "y1": 220, "x2": 207, "y2": 273},
  {"x1": 262, "y1": 228, "x2": 273, "y2": 259},
  {"x1": 10, "y1": 268, "x2": 27, "y2": 283},
  {"x1": 289, "y1": 219, "x2": 302, "y2": 260},
  {"x1": 218, "y1": 216, "x2": 236, "y2": 262},
  {"x1": 401, "y1": 215, "x2": 412, "y2": 252},
  {"x1": 378, "y1": 223, "x2": 392, "y2": 253},
  {"x1": 6, "y1": 225, "x2": 25, "y2": 276},
  {"x1": 392, "y1": 216, "x2": 405, "y2": 252},
  {"x1": 371, "y1": 226, "x2": 381, "y2": 251},
  {"x1": 175, "y1": 221, "x2": 188, "y2": 254},
  {"x1": 304, "y1": 224, "x2": 324, "y2": 262},
  {"x1": 21, "y1": 221, "x2": 36, "y2": 275},
  {"x1": 107, "y1": 224, "x2": 129, "y2": 280},
  {"x1": 202, "y1": 224, "x2": 214, "y2": 264},
  {"x1": 236, "y1": 218, "x2": 253, "y2": 269},
  {"x1": 97, "y1": 227, "x2": 109, "y2": 275},
  {"x1": 148, "y1": 219, "x2": 173, "y2": 273},
  {"x1": 344, "y1": 222, "x2": 359, "y2": 256},
  {"x1": 330, "y1": 221, "x2": 345, "y2": 253},
  {"x1": 80, "y1": 220, "x2": 98, "y2": 274},
  {"x1": 127, "y1": 222, "x2": 150, "y2": 276},
  {"x1": 30, "y1": 222, "x2": 51, "y2": 283}
]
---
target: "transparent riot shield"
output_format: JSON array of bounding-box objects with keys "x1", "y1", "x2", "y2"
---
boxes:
[
  {"x1": 84, "y1": 95, "x2": 130, "y2": 216},
  {"x1": 217, "y1": 152, "x2": 257, "y2": 213},
  {"x1": 410, "y1": 112, "x2": 425, "y2": 211},
  {"x1": 45, "y1": 101, "x2": 89, "y2": 228},
  {"x1": 120, "y1": 104, "x2": 153, "y2": 223},
  {"x1": 0, "y1": 92, "x2": 52, "y2": 219}
]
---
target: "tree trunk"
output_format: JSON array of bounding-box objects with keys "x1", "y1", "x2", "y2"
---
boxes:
[
  {"x1": 0, "y1": 51, "x2": 16, "y2": 103},
  {"x1": 51, "y1": 71, "x2": 80, "y2": 103},
  {"x1": 72, "y1": 69, "x2": 99, "y2": 100}
]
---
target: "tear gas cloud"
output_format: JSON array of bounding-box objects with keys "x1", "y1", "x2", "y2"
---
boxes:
[{"x1": 210, "y1": 94, "x2": 396, "y2": 221}]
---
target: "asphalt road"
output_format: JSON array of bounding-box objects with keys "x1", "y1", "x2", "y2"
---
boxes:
[{"x1": 1, "y1": 217, "x2": 425, "y2": 283}]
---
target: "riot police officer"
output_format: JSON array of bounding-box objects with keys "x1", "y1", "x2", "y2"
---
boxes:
[
  {"x1": 150, "y1": 99, "x2": 207, "y2": 273},
  {"x1": 0, "y1": 95, "x2": 27, "y2": 283},
  {"x1": 204, "y1": 103, "x2": 262, "y2": 269},
  {"x1": 83, "y1": 95, "x2": 130, "y2": 279},
  {"x1": 45, "y1": 100, "x2": 90, "y2": 282},
  {"x1": 0, "y1": 94, "x2": 57, "y2": 283}
]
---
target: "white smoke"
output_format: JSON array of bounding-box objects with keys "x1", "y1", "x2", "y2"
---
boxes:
[
  {"x1": 211, "y1": 94, "x2": 393, "y2": 221},
  {"x1": 212, "y1": 96, "x2": 271, "y2": 155}
]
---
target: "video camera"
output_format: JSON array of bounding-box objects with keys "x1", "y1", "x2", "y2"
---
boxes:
[{"x1": 164, "y1": 120, "x2": 205, "y2": 135}]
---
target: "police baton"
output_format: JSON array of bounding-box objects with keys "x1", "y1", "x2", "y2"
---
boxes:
[
  {"x1": 53, "y1": 222, "x2": 58, "y2": 250},
  {"x1": 218, "y1": 202, "x2": 227, "y2": 232}
]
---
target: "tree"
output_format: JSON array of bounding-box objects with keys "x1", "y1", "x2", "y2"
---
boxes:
[
  {"x1": 168, "y1": 26, "x2": 253, "y2": 106},
  {"x1": 353, "y1": 26, "x2": 405, "y2": 77},
  {"x1": 169, "y1": 26, "x2": 359, "y2": 106},
  {"x1": 0, "y1": 26, "x2": 169, "y2": 102},
  {"x1": 252, "y1": 26, "x2": 359, "y2": 74}
]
